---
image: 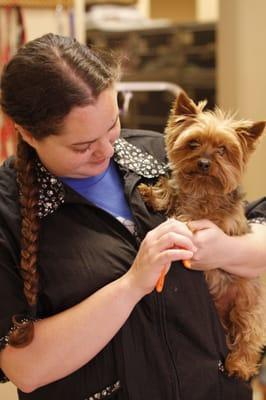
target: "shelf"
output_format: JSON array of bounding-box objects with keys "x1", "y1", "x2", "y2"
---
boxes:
[{"x1": 0, "y1": 0, "x2": 73, "y2": 7}]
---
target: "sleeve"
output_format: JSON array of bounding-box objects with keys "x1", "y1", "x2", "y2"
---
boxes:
[
  {"x1": 0, "y1": 216, "x2": 31, "y2": 383},
  {"x1": 245, "y1": 197, "x2": 266, "y2": 224}
]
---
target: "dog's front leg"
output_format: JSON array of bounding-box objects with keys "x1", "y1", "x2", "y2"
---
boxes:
[{"x1": 138, "y1": 176, "x2": 177, "y2": 213}]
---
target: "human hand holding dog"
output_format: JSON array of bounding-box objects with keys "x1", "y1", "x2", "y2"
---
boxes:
[
  {"x1": 185, "y1": 219, "x2": 231, "y2": 271},
  {"x1": 126, "y1": 219, "x2": 195, "y2": 296},
  {"x1": 186, "y1": 219, "x2": 266, "y2": 278},
  {"x1": 188, "y1": 219, "x2": 266, "y2": 278}
]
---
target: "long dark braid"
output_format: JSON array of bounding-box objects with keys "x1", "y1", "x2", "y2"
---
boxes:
[
  {"x1": 0, "y1": 33, "x2": 121, "y2": 347},
  {"x1": 16, "y1": 135, "x2": 40, "y2": 306},
  {"x1": 8, "y1": 135, "x2": 40, "y2": 347}
]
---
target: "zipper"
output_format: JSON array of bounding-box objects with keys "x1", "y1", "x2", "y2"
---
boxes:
[
  {"x1": 124, "y1": 171, "x2": 181, "y2": 397},
  {"x1": 156, "y1": 291, "x2": 181, "y2": 399}
]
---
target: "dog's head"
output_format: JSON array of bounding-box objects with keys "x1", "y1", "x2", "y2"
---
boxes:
[{"x1": 165, "y1": 91, "x2": 265, "y2": 196}]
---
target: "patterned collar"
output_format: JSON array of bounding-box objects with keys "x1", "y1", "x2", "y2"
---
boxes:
[{"x1": 36, "y1": 137, "x2": 168, "y2": 218}]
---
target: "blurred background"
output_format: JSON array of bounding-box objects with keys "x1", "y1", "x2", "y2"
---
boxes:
[{"x1": 0, "y1": 1, "x2": 265, "y2": 399}]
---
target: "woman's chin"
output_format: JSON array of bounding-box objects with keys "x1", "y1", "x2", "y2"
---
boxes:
[{"x1": 81, "y1": 159, "x2": 110, "y2": 177}]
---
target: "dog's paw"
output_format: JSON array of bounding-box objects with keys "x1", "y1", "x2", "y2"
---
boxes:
[{"x1": 138, "y1": 183, "x2": 153, "y2": 204}]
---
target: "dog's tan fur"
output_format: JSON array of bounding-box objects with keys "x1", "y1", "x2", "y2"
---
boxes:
[{"x1": 139, "y1": 91, "x2": 266, "y2": 380}]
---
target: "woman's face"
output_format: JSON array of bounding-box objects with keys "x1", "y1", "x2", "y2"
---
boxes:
[{"x1": 27, "y1": 87, "x2": 120, "y2": 178}]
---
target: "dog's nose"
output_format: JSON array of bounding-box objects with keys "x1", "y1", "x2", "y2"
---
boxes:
[{"x1": 198, "y1": 158, "x2": 211, "y2": 172}]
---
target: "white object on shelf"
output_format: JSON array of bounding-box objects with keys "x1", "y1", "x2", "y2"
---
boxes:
[
  {"x1": 117, "y1": 81, "x2": 182, "y2": 95},
  {"x1": 117, "y1": 81, "x2": 182, "y2": 114}
]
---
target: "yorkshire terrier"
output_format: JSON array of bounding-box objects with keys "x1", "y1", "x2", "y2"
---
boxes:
[{"x1": 139, "y1": 91, "x2": 266, "y2": 380}]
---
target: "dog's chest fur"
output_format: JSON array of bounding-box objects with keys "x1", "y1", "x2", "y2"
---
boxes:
[{"x1": 173, "y1": 188, "x2": 249, "y2": 236}]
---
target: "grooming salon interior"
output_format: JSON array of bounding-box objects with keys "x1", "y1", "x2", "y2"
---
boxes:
[{"x1": 0, "y1": 1, "x2": 265, "y2": 399}]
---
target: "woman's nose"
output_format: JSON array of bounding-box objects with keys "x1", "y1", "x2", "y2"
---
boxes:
[{"x1": 93, "y1": 137, "x2": 114, "y2": 159}]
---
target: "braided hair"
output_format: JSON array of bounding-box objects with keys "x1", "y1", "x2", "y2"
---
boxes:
[{"x1": 0, "y1": 33, "x2": 121, "y2": 347}]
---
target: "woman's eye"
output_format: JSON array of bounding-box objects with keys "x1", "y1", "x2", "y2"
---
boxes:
[
  {"x1": 217, "y1": 146, "x2": 226, "y2": 156},
  {"x1": 73, "y1": 146, "x2": 91, "y2": 153},
  {"x1": 188, "y1": 140, "x2": 200, "y2": 149}
]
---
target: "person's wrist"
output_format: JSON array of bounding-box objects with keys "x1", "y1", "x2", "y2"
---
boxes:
[
  {"x1": 119, "y1": 270, "x2": 146, "y2": 304},
  {"x1": 219, "y1": 234, "x2": 244, "y2": 271}
]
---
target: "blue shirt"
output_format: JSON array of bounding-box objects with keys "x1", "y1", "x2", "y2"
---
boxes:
[{"x1": 61, "y1": 160, "x2": 134, "y2": 232}]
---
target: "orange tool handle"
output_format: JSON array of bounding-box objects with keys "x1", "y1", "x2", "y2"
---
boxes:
[
  {"x1": 183, "y1": 260, "x2": 191, "y2": 268},
  {"x1": 156, "y1": 259, "x2": 191, "y2": 293},
  {"x1": 156, "y1": 266, "x2": 167, "y2": 293}
]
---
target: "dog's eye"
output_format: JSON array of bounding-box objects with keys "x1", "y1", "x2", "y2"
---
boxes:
[
  {"x1": 217, "y1": 146, "x2": 226, "y2": 156},
  {"x1": 188, "y1": 140, "x2": 200, "y2": 149}
]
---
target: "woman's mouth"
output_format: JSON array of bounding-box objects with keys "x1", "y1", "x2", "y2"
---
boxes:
[{"x1": 91, "y1": 157, "x2": 108, "y2": 165}]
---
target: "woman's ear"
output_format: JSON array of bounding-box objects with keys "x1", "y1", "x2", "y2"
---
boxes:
[{"x1": 15, "y1": 124, "x2": 37, "y2": 149}]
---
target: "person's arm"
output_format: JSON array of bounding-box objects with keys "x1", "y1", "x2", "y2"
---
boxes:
[
  {"x1": 188, "y1": 219, "x2": 266, "y2": 278},
  {"x1": 0, "y1": 219, "x2": 194, "y2": 393}
]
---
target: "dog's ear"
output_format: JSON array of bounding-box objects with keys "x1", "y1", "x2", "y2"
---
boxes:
[
  {"x1": 245, "y1": 121, "x2": 265, "y2": 140},
  {"x1": 173, "y1": 91, "x2": 199, "y2": 116},
  {"x1": 236, "y1": 121, "x2": 265, "y2": 142},
  {"x1": 236, "y1": 121, "x2": 265, "y2": 153}
]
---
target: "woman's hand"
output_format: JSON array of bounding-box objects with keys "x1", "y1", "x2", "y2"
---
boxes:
[
  {"x1": 187, "y1": 219, "x2": 232, "y2": 271},
  {"x1": 126, "y1": 218, "x2": 196, "y2": 295},
  {"x1": 187, "y1": 219, "x2": 266, "y2": 278}
]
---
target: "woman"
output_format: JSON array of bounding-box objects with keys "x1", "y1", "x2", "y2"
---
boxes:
[{"x1": 0, "y1": 33, "x2": 265, "y2": 400}]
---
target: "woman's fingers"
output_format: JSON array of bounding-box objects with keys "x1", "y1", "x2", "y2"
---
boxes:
[
  {"x1": 141, "y1": 219, "x2": 196, "y2": 269},
  {"x1": 188, "y1": 219, "x2": 216, "y2": 232},
  {"x1": 158, "y1": 248, "x2": 194, "y2": 266},
  {"x1": 129, "y1": 218, "x2": 197, "y2": 294},
  {"x1": 155, "y1": 247, "x2": 194, "y2": 292},
  {"x1": 146, "y1": 218, "x2": 194, "y2": 245},
  {"x1": 155, "y1": 231, "x2": 196, "y2": 253}
]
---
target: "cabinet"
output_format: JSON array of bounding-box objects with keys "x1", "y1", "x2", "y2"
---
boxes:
[
  {"x1": 175, "y1": 21, "x2": 216, "y2": 108},
  {"x1": 75, "y1": 1, "x2": 216, "y2": 132},
  {"x1": 86, "y1": 21, "x2": 216, "y2": 132}
]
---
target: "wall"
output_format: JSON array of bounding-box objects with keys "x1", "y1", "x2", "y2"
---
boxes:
[
  {"x1": 0, "y1": 381, "x2": 18, "y2": 400},
  {"x1": 196, "y1": 0, "x2": 218, "y2": 21},
  {"x1": 218, "y1": 0, "x2": 266, "y2": 200},
  {"x1": 149, "y1": 0, "x2": 196, "y2": 21},
  {"x1": 24, "y1": 7, "x2": 73, "y2": 41},
  {"x1": 137, "y1": 0, "x2": 218, "y2": 22}
]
